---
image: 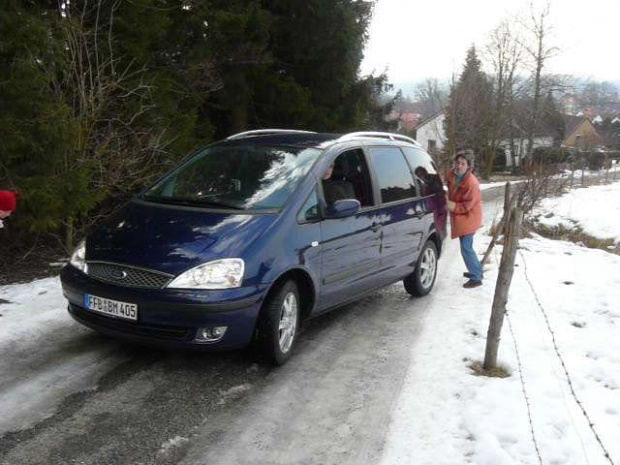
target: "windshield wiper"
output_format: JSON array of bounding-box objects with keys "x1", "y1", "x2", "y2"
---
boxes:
[
  {"x1": 143, "y1": 195, "x2": 245, "y2": 210},
  {"x1": 192, "y1": 199, "x2": 245, "y2": 210}
]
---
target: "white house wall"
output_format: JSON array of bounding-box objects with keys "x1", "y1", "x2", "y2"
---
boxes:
[
  {"x1": 415, "y1": 113, "x2": 446, "y2": 153},
  {"x1": 498, "y1": 136, "x2": 554, "y2": 166}
]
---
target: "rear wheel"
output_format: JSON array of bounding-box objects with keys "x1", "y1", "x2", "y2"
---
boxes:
[
  {"x1": 257, "y1": 280, "x2": 300, "y2": 365},
  {"x1": 404, "y1": 240, "x2": 438, "y2": 297}
]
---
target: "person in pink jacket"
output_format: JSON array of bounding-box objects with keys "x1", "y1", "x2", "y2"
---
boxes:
[
  {"x1": 0, "y1": 190, "x2": 18, "y2": 229},
  {"x1": 445, "y1": 152, "x2": 483, "y2": 288}
]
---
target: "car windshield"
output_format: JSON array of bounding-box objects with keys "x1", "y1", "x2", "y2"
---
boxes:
[{"x1": 143, "y1": 145, "x2": 322, "y2": 211}]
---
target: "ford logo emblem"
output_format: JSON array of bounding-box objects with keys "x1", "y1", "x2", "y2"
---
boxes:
[{"x1": 110, "y1": 269, "x2": 128, "y2": 280}]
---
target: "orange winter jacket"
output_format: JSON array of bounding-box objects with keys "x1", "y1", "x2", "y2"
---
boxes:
[{"x1": 445, "y1": 169, "x2": 482, "y2": 239}]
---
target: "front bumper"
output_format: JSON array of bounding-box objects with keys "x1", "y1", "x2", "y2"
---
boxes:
[{"x1": 61, "y1": 265, "x2": 266, "y2": 350}]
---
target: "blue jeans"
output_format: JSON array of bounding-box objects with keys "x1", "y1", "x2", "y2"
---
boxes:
[{"x1": 459, "y1": 234, "x2": 483, "y2": 281}]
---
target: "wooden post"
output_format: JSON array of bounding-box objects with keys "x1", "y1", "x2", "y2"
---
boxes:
[
  {"x1": 581, "y1": 158, "x2": 586, "y2": 187},
  {"x1": 481, "y1": 182, "x2": 511, "y2": 265},
  {"x1": 605, "y1": 155, "x2": 610, "y2": 184},
  {"x1": 483, "y1": 207, "x2": 522, "y2": 370}
]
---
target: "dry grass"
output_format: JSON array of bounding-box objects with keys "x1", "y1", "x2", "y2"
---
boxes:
[
  {"x1": 468, "y1": 360, "x2": 511, "y2": 378},
  {"x1": 527, "y1": 220, "x2": 616, "y2": 253},
  {"x1": 487, "y1": 174, "x2": 529, "y2": 183}
]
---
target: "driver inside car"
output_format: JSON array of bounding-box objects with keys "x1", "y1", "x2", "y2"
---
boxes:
[{"x1": 322, "y1": 163, "x2": 355, "y2": 205}]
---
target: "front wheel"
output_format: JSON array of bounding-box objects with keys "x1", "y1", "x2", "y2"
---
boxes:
[
  {"x1": 256, "y1": 280, "x2": 300, "y2": 365},
  {"x1": 404, "y1": 240, "x2": 438, "y2": 297}
]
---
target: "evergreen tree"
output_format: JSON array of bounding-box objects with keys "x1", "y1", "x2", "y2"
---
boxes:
[
  {"x1": 541, "y1": 92, "x2": 565, "y2": 145},
  {"x1": 444, "y1": 47, "x2": 493, "y2": 175},
  {"x1": 204, "y1": 0, "x2": 384, "y2": 134},
  {"x1": 598, "y1": 119, "x2": 620, "y2": 150},
  {"x1": 0, "y1": 0, "x2": 392, "y2": 253},
  {"x1": 1, "y1": 0, "x2": 215, "y2": 248}
]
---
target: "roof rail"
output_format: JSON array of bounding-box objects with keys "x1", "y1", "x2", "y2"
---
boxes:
[
  {"x1": 338, "y1": 131, "x2": 420, "y2": 146},
  {"x1": 226, "y1": 129, "x2": 317, "y2": 140}
]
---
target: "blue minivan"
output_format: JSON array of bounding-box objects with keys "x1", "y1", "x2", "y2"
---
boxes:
[{"x1": 61, "y1": 130, "x2": 447, "y2": 364}]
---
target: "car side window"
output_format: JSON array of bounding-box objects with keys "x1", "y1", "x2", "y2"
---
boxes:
[
  {"x1": 402, "y1": 147, "x2": 444, "y2": 196},
  {"x1": 321, "y1": 149, "x2": 374, "y2": 207},
  {"x1": 368, "y1": 147, "x2": 418, "y2": 203},
  {"x1": 297, "y1": 188, "x2": 320, "y2": 223}
]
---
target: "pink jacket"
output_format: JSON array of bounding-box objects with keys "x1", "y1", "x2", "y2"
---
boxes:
[{"x1": 445, "y1": 169, "x2": 482, "y2": 239}]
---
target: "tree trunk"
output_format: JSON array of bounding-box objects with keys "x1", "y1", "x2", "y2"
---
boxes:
[
  {"x1": 65, "y1": 216, "x2": 74, "y2": 253},
  {"x1": 483, "y1": 207, "x2": 522, "y2": 370},
  {"x1": 230, "y1": 102, "x2": 248, "y2": 134},
  {"x1": 605, "y1": 155, "x2": 609, "y2": 183},
  {"x1": 581, "y1": 163, "x2": 585, "y2": 187}
]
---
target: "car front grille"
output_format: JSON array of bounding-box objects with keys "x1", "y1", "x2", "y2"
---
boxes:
[{"x1": 87, "y1": 262, "x2": 174, "y2": 289}]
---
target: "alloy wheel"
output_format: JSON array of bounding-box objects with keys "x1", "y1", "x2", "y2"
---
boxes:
[
  {"x1": 278, "y1": 292, "x2": 298, "y2": 353},
  {"x1": 419, "y1": 247, "x2": 437, "y2": 289}
]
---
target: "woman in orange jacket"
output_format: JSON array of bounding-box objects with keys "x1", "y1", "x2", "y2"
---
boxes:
[{"x1": 445, "y1": 152, "x2": 483, "y2": 288}]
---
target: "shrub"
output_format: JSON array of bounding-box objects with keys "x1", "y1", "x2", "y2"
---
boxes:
[
  {"x1": 587, "y1": 151, "x2": 606, "y2": 170},
  {"x1": 606, "y1": 150, "x2": 620, "y2": 161},
  {"x1": 531, "y1": 147, "x2": 571, "y2": 165},
  {"x1": 493, "y1": 147, "x2": 507, "y2": 172}
]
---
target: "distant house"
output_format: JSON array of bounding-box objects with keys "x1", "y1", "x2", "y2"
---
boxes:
[
  {"x1": 575, "y1": 103, "x2": 620, "y2": 122},
  {"x1": 413, "y1": 111, "x2": 445, "y2": 155},
  {"x1": 409, "y1": 109, "x2": 605, "y2": 167},
  {"x1": 386, "y1": 111, "x2": 422, "y2": 134},
  {"x1": 498, "y1": 127, "x2": 556, "y2": 167},
  {"x1": 399, "y1": 112, "x2": 421, "y2": 133},
  {"x1": 498, "y1": 115, "x2": 603, "y2": 166},
  {"x1": 562, "y1": 115, "x2": 604, "y2": 149}
]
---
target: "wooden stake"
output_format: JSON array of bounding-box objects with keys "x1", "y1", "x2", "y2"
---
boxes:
[
  {"x1": 481, "y1": 182, "x2": 512, "y2": 265},
  {"x1": 483, "y1": 207, "x2": 522, "y2": 370}
]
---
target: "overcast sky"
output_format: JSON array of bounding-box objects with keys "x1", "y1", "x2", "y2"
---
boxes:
[{"x1": 360, "y1": 0, "x2": 620, "y2": 86}]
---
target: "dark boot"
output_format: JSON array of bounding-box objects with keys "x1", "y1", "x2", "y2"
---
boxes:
[
  {"x1": 463, "y1": 272, "x2": 484, "y2": 279},
  {"x1": 463, "y1": 279, "x2": 482, "y2": 289}
]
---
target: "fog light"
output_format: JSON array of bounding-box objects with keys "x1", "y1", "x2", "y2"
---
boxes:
[{"x1": 195, "y1": 326, "x2": 228, "y2": 343}]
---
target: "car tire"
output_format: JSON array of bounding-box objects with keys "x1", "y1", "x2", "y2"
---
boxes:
[
  {"x1": 404, "y1": 240, "x2": 438, "y2": 297},
  {"x1": 257, "y1": 280, "x2": 300, "y2": 366}
]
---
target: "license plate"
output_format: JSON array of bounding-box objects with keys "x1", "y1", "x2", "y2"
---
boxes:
[{"x1": 84, "y1": 294, "x2": 138, "y2": 321}]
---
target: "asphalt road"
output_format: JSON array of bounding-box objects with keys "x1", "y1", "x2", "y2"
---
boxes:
[{"x1": 0, "y1": 186, "x2": 505, "y2": 465}]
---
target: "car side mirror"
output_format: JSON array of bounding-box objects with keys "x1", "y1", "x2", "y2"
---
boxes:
[{"x1": 324, "y1": 199, "x2": 360, "y2": 219}]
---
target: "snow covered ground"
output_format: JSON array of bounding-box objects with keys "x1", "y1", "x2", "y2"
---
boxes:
[
  {"x1": 381, "y1": 180, "x2": 620, "y2": 465},
  {"x1": 1, "y1": 180, "x2": 619, "y2": 464},
  {"x1": 533, "y1": 181, "x2": 620, "y2": 245}
]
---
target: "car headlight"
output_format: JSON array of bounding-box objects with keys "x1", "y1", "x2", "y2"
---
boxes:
[
  {"x1": 69, "y1": 239, "x2": 88, "y2": 273},
  {"x1": 167, "y1": 259, "x2": 245, "y2": 289}
]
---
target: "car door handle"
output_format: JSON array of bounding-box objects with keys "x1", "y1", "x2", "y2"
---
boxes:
[{"x1": 370, "y1": 222, "x2": 381, "y2": 232}]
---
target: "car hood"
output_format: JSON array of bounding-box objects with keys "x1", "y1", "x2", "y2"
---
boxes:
[{"x1": 87, "y1": 200, "x2": 278, "y2": 275}]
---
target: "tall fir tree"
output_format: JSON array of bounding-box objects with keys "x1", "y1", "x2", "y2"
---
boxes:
[
  {"x1": 1, "y1": 0, "x2": 393, "y2": 253},
  {"x1": 541, "y1": 92, "x2": 565, "y2": 145},
  {"x1": 444, "y1": 46, "x2": 493, "y2": 175}
]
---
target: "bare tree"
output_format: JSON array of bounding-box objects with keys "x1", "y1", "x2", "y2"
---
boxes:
[
  {"x1": 49, "y1": 0, "x2": 220, "y2": 249},
  {"x1": 414, "y1": 78, "x2": 448, "y2": 119},
  {"x1": 521, "y1": 3, "x2": 559, "y2": 158},
  {"x1": 483, "y1": 18, "x2": 524, "y2": 177}
]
